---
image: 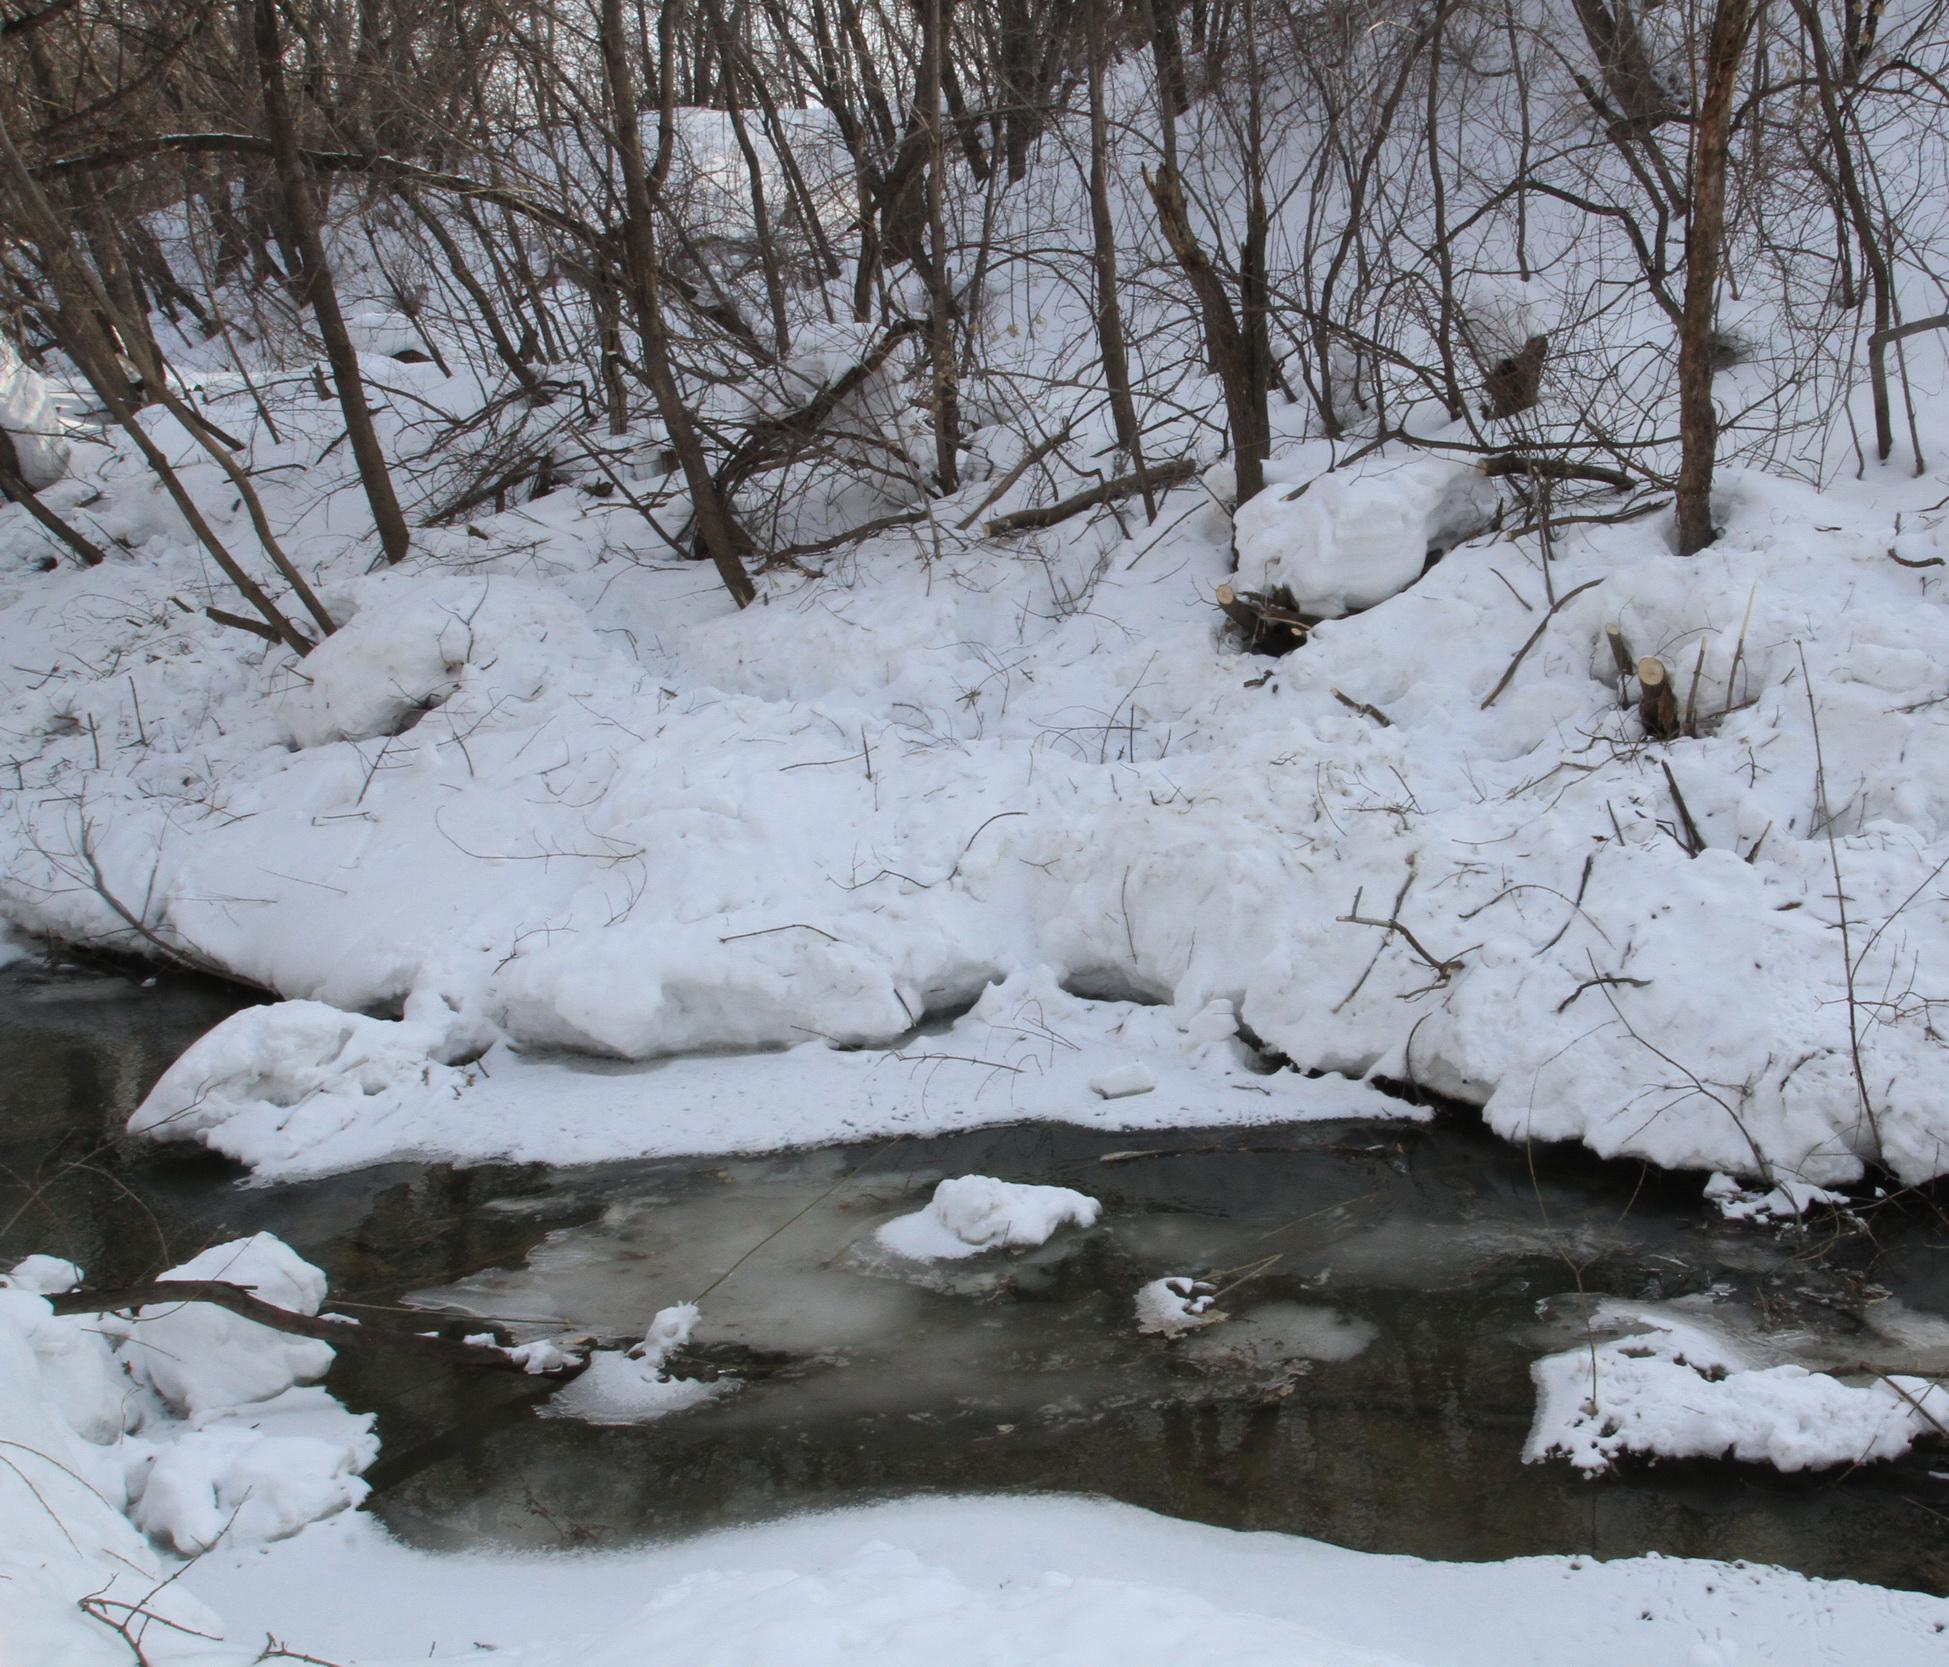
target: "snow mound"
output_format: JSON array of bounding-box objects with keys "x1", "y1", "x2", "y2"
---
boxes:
[
  {"x1": 3, "y1": 1253, "x2": 82, "y2": 1294},
  {"x1": 130, "y1": 1000, "x2": 474, "y2": 1168},
  {"x1": 1234, "y1": 453, "x2": 1498, "y2": 616},
  {"x1": 278, "y1": 574, "x2": 602, "y2": 747},
  {"x1": 543, "y1": 1350, "x2": 731, "y2": 1425},
  {"x1": 875, "y1": 1175, "x2": 1101, "y2": 1260},
  {"x1": 1526, "y1": 1302, "x2": 1947, "y2": 1474},
  {"x1": 539, "y1": 1305, "x2": 732, "y2": 1424},
  {"x1": 111, "y1": 1232, "x2": 334, "y2": 1417},
  {"x1": 130, "y1": 1383, "x2": 379, "y2": 1554}
]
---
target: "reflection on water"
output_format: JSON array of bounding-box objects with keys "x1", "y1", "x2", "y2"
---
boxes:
[{"x1": 3, "y1": 964, "x2": 1947, "y2": 1595}]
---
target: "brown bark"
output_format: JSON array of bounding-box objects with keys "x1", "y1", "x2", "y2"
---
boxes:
[
  {"x1": 1638, "y1": 655, "x2": 1681, "y2": 738},
  {"x1": 923, "y1": 0, "x2": 960, "y2": 492}
]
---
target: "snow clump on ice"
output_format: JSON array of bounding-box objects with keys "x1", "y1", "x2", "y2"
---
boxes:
[
  {"x1": 542, "y1": 1303, "x2": 731, "y2": 1424},
  {"x1": 1135, "y1": 1276, "x2": 1225, "y2": 1336},
  {"x1": 876, "y1": 1175, "x2": 1101, "y2": 1260}
]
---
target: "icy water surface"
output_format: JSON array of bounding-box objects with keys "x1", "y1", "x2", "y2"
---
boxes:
[{"x1": 4, "y1": 962, "x2": 1947, "y2": 1593}]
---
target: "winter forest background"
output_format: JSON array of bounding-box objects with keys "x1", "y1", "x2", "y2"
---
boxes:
[{"x1": 3, "y1": 0, "x2": 1949, "y2": 1662}]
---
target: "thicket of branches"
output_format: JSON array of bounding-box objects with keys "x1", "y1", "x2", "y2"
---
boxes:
[{"x1": 3, "y1": 0, "x2": 1948, "y2": 639}]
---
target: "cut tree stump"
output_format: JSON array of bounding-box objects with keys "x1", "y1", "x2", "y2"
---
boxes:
[
  {"x1": 1638, "y1": 656, "x2": 1680, "y2": 739},
  {"x1": 1216, "y1": 582, "x2": 1312, "y2": 653}
]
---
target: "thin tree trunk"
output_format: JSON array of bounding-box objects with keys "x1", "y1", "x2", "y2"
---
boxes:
[
  {"x1": 1087, "y1": 0, "x2": 1152, "y2": 516},
  {"x1": 1675, "y1": 0, "x2": 1755, "y2": 555},
  {"x1": 923, "y1": 0, "x2": 960, "y2": 491},
  {"x1": 599, "y1": 0, "x2": 754, "y2": 606},
  {"x1": 248, "y1": 0, "x2": 409, "y2": 564}
]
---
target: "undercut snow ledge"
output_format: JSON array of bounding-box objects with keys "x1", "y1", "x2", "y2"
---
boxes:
[{"x1": 1526, "y1": 1302, "x2": 1947, "y2": 1474}]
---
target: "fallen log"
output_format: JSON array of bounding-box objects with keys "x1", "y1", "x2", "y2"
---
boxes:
[
  {"x1": 48, "y1": 1279, "x2": 589, "y2": 1378},
  {"x1": 986, "y1": 456, "x2": 1197, "y2": 536}
]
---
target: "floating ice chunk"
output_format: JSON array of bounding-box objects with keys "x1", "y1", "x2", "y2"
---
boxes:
[
  {"x1": 1090, "y1": 1062, "x2": 1157, "y2": 1100},
  {"x1": 1136, "y1": 1277, "x2": 1224, "y2": 1337},
  {"x1": 1526, "y1": 1302, "x2": 1947, "y2": 1474},
  {"x1": 540, "y1": 1350, "x2": 730, "y2": 1425},
  {"x1": 876, "y1": 1175, "x2": 1101, "y2": 1261}
]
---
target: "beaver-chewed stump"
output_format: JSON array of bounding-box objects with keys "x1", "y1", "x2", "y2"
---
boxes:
[{"x1": 1216, "y1": 583, "x2": 1316, "y2": 654}]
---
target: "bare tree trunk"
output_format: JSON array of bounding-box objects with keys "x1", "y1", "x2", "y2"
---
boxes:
[
  {"x1": 1086, "y1": 0, "x2": 1151, "y2": 516},
  {"x1": 923, "y1": 0, "x2": 960, "y2": 491},
  {"x1": 599, "y1": 0, "x2": 754, "y2": 606},
  {"x1": 1146, "y1": 163, "x2": 1267, "y2": 504},
  {"x1": 1675, "y1": 0, "x2": 1754, "y2": 556},
  {"x1": 248, "y1": 0, "x2": 410, "y2": 565}
]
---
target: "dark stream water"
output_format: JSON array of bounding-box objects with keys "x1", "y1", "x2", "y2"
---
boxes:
[{"x1": 4, "y1": 961, "x2": 1947, "y2": 1593}]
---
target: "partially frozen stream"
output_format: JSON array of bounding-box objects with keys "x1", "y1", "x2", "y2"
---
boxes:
[{"x1": 5, "y1": 963, "x2": 1947, "y2": 1594}]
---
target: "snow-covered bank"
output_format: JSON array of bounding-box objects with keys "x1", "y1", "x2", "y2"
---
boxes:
[
  {"x1": 0, "y1": 1237, "x2": 373, "y2": 1665},
  {"x1": 125, "y1": 974, "x2": 1416, "y2": 1176},
  {"x1": 185, "y1": 1495, "x2": 1949, "y2": 1667},
  {"x1": 11, "y1": 445, "x2": 1949, "y2": 1188}
]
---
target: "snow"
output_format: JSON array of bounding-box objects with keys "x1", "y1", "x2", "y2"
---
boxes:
[
  {"x1": 129, "y1": 975, "x2": 1417, "y2": 1178},
  {"x1": 109, "y1": 1231, "x2": 335, "y2": 1418},
  {"x1": 1702, "y1": 1171, "x2": 1850, "y2": 1223},
  {"x1": 1135, "y1": 1275, "x2": 1224, "y2": 1336},
  {"x1": 541, "y1": 1349, "x2": 731, "y2": 1425},
  {"x1": 183, "y1": 1496, "x2": 1949, "y2": 1667},
  {"x1": 1527, "y1": 1300, "x2": 1949, "y2": 1474},
  {"x1": 1234, "y1": 451, "x2": 1501, "y2": 617},
  {"x1": 875, "y1": 1174, "x2": 1102, "y2": 1260},
  {"x1": 9, "y1": 35, "x2": 1949, "y2": 1667},
  {"x1": 129, "y1": 1384, "x2": 378, "y2": 1554},
  {"x1": 0, "y1": 1237, "x2": 374, "y2": 1664},
  {"x1": 0, "y1": 333, "x2": 70, "y2": 490},
  {"x1": 1090, "y1": 1060, "x2": 1157, "y2": 1098}
]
